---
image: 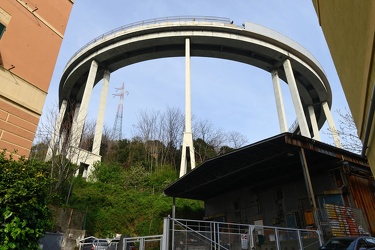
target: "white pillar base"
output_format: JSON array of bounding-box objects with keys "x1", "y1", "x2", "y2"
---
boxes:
[
  {"x1": 179, "y1": 132, "x2": 196, "y2": 177},
  {"x1": 322, "y1": 102, "x2": 342, "y2": 148}
]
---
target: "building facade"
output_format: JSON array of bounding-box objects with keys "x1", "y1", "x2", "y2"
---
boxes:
[
  {"x1": 311, "y1": 1, "x2": 375, "y2": 176},
  {"x1": 0, "y1": 0, "x2": 73, "y2": 158},
  {"x1": 165, "y1": 133, "x2": 375, "y2": 239}
]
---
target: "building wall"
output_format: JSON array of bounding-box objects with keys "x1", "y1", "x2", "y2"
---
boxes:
[
  {"x1": 311, "y1": 1, "x2": 375, "y2": 176},
  {"x1": 204, "y1": 168, "x2": 374, "y2": 235},
  {"x1": 0, "y1": 0, "x2": 73, "y2": 158},
  {"x1": 204, "y1": 179, "x2": 310, "y2": 227}
]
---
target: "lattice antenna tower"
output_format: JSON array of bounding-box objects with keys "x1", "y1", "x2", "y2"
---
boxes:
[{"x1": 112, "y1": 83, "x2": 128, "y2": 140}]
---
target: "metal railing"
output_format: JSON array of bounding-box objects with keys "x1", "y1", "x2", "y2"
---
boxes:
[
  {"x1": 288, "y1": 119, "x2": 299, "y2": 133},
  {"x1": 120, "y1": 235, "x2": 163, "y2": 250},
  {"x1": 67, "y1": 16, "x2": 231, "y2": 66},
  {"x1": 167, "y1": 217, "x2": 322, "y2": 250}
]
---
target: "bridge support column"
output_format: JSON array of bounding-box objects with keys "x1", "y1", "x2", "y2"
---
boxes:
[
  {"x1": 283, "y1": 59, "x2": 311, "y2": 138},
  {"x1": 308, "y1": 105, "x2": 321, "y2": 141},
  {"x1": 58, "y1": 130, "x2": 67, "y2": 155},
  {"x1": 322, "y1": 101, "x2": 342, "y2": 148},
  {"x1": 70, "y1": 103, "x2": 81, "y2": 144},
  {"x1": 92, "y1": 70, "x2": 110, "y2": 155},
  {"x1": 45, "y1": 99, "x2": 67, "y2": 161},
  {"x1": 180, "y1": 38, "x2": 196, "y2": 177},
  {"x1": 71, "y1": 60, "x2": 98, "y2": 148},
  {"x1": 272, "y1": 70, "x2": 288, "y2": 133}
]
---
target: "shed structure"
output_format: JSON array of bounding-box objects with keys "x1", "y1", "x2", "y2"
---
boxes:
[{"x1": 164, "y1": 133, "x2": 375, "y2": 239}]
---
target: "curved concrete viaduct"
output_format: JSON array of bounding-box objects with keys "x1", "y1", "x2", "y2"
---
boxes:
[{"x1": 47, "y1": 16, "x2": 341, "y2": 177}]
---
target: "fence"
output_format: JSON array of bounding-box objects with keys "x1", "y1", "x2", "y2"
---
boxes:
[
  {"x1": 120, "y1": 235, "x2": 164, "y2": 250},
  {"x1": 318, "y1": 205, "x2": 371, "y2": 239},
  {"x1": 166, "y1": 217, "x2": 322, "y2": 250}
]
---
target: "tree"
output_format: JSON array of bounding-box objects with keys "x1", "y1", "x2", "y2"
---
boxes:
[
  {"x1": 193, "y1": 119, "x2": 226, "y2": 163},
  {"x1": 0, "y1": 151, "x2": 52, "y2": 249},
  {"x1": 132, "y1": 107, "x2": 184, "y2": 171},
  {"x1": 33, "y1": 102, "x2": 101, "y2": 197},
  {"x1": 193, "y1": 119, "x2": 226, "y2": 152},
  {"x1": 132, "y1": 107, "x2": 250, "y2": 168},
  {"x1": 160, "y1": 107, "x2": 184, "y2": 167},
  {"x1": 328, "y1": 108, "x2": 363, "y2": 154},
  {"x1": 194, "y1": 138, "x2": 217, "y2": 163},
  {"x1": 226, "y1": 131, "x2": 249, "y2": 149}
]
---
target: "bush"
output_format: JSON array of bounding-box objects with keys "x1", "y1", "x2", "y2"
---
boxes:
[{"x1": 0, "y1": 151, "x2": 52, "y2": 249}]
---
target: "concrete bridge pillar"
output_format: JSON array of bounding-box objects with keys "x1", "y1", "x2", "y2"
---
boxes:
[
  {"x1": 272, "y1": 70, "x2": 288, "y2": 133},
  {"x1": 45, "y1": 99, "x2": 67, "y2": 162},
  {"x1": 92, "y1": 70, "x2": 110, "y2": 155},
  {"x1": 322, "y1": 101, "x2": 342, "y2": 148},
  {"x1": 180, "y1": 38, "x2": 196, "y2": 177},
  {"x1": 308, "y1": 105, "x2": 321, "y2": 140},
  {"x1": 71, "y1": 60, "x2": 98, "y2": 148},
  {"x1": 283, "y1": 59, "x2": 311, "y2": 138}
]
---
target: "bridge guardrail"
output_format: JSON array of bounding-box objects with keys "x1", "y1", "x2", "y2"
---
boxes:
[{"x1": 67, "y1": 16, "x2": 231, "y2": 66}]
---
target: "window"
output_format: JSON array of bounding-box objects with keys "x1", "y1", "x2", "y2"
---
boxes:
[
  {"x1": 0, "y1": 22, "x2": 5, "y2": 39},
  {"x1": 318, "y1": 194, "x2": 344, "y2": 208},
  {"x1": 0, "y1": 7, "x2": 11, "y2": 40}
]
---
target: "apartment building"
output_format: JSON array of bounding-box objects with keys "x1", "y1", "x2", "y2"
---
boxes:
[{"x1": 0, "y1": 0, "x2": 73, "y2": 158}]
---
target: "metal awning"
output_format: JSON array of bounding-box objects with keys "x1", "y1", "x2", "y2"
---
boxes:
[{"x1": 164, "y1": 133, "x2": 369, "y2": 200}]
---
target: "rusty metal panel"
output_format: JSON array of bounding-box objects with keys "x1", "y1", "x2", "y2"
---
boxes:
[
  {"x1": 348, "y1": 175, "x2": 375, "y2": 235},
  {"x1": 284, "y1": 135, "x2": 369, "y2": 166}
]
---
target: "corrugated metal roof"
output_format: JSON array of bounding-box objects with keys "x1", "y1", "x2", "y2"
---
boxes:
[{"x1": 164, "y1": 133, "x2": 370, "y2": 200}]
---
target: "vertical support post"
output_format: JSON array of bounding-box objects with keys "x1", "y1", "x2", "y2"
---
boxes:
[
  {"x1": 92, "y1": 70, "x2": 110, "y2": 155},
  {"x1": 217, "y1": 222, "x2": 220, "y2": 250},
  {"x1": 171, "y1": 216, "x2": 175, "y2": 250},
  {"x1": 249, "y1": 225, "x2": 254, "y2": 249},
  {"x1": 71, "y1": 60, "x2": 98, "y2": 148},
  {"x1": 213, "y1": 222, "x2": 217, "y2": 250},
  {"x1": 140, "y1": 238, "x2": 145, "y2": 250},
  {"x1": 45, "y1": 99, "x2": 67, "y2": 161},
  {"x1": 308, "y1": 105, "x2": 321, "y2": 141},
  {"x1": 275, "y1": 228, "x2": 280, "y2": 250},
  {"x1": 272, "y1": 70, "x2": 288, "y2": 133},
  {"x1": 322, "y1": 101, "x2": 342, "y2": 148},
  {"x1": 162, "y1": 218, "x2": 169, "y2": 250},
  {"x1": 297, "y1": 230, "x2": 302, "y2": 250},
  {"x1": 283, "y1": 59, "x2": 311, "y2": 138},
  {"x1": 172, "y1": 197, "x2": 176, "y2": 218},
  {"x1": 180, "y1": 38, "x2": 196, "y2": 177},
  {"x1": 299, "y1": 148, "x2": 322, "y2": 235}
]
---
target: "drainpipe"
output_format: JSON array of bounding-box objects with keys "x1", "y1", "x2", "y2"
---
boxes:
[{"x1": 361, "y1": 83, "x2": 375, "y2": 157}]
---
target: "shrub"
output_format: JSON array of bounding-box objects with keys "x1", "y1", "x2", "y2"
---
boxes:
[{"x1": 0, "y1": 151, "x2": 52, "y2": 249}]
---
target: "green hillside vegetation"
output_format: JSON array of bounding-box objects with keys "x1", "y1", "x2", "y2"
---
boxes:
[
  {"x1": 28, "y1": 107, "x2": 251, "y2": 238},
  {"x1": 67, "y1": 162, "x2": 204, "y2": 237}
]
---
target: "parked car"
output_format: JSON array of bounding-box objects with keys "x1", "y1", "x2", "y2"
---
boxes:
[
  {"x1": 319, "y1": 236, "x2": 375, "y2": 250},
  {"x1": 82, "y1": 238, "x2": 109, "y2": 250}
]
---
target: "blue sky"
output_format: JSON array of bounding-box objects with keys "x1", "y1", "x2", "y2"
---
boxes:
[{"x1": 42, "y1": 0, "x2": 349, "y2": 145}]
